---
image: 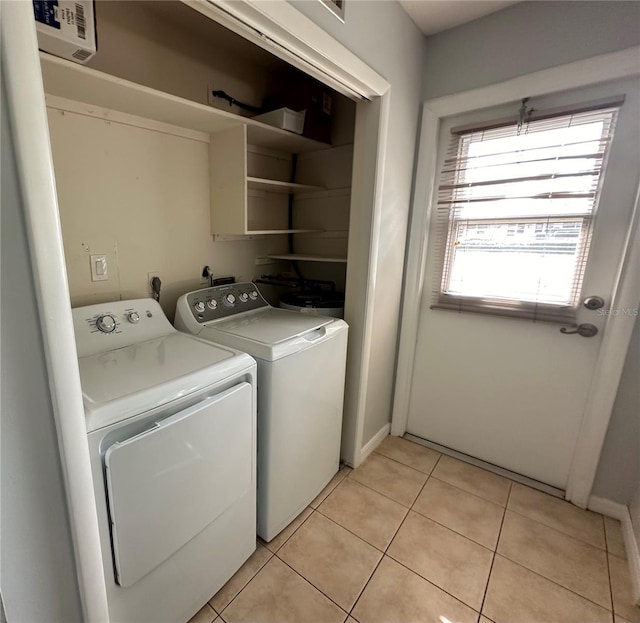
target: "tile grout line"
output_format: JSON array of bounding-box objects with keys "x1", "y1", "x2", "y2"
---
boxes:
[
  {"x1": 372, "y1": 448, "x2": 441, "y2": 477},
  {"x1": 367, "y1": 455, "x2": 491, "y2": 615},
  {"x1": 273, "y1": 517, "x2": 351, "y2": 617},
  {"x1": 217, "y1": 441, "x2": 534, "y2": 623},
  {"x1": 384, "y1": 546, "x2": 484, "y2": 614},
  {"x1": 504, "y1": 495, "x2": 613, "y2": 601},
  {"x1": 345, "y1": 470, "x2": 426, "y2": 510},
  {"x1": 313, "y1": 503, "x2": 405, "y2": 555},
  {"x1": 478, "y1": 480, "x2": 512, "y2": 617},
  {"x1": 427, "y1": 473, "x2": 510, "y2": 508},
  {"x1": 491, "y1": 550, "x2": 617, "y2": 614},
  {"x1": 402, "y1": 452, "x2": 504, "y2": 554},
  {"x1": 604, "y1": 515, "x2": 616, "y2": 623},
  {"x1": 345, "y1": 462, "x2": 434, "y2": 620},
  {"x1": 505, "y1": 505, "x2": 608, "y2": 552},
  {"x1": 409, "y1": 502, "x2": 502, "y2": 555},
  {"x1": 349, "y1": 454, "x2": 442, "y2": 615},
  {"x1": 213, "y1": 504, "x2": 318, "y2": 618},
  {"x1": 605, "y1": 552, "x2": 615, "y2": 623},
  {"x1": 209, "y1": 545, "x2": 275, "y2": 617},
  {"x1": 310, "y1": 467, "x2": 353, "y2": 509},
  {"x1": 211, "y1": 448, "x2": 427, "y2": 622},
  {"x1": 603, "y1": 513, "x2": 616, "y2": 620}
]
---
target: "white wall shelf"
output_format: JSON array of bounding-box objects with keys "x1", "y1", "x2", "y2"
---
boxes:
[
  {"x1": 266, "y1": 253, "x2": 348, "y2": 263},
  {"x1": 39, "y1": 53, "x2": 331, "y2": 154},
  {"x1": 247, "y1": 177, "x2": 325, "y2": 194}
]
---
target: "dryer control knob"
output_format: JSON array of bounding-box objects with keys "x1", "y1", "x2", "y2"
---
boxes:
[
  {"x1": 127, "y1": 311, "x2": 140, "y2": 324},
  {"x1": 207, "y1": 299, "x2": 217, "y2": 310},
  {"x1": 249, "y1": 291, "x2": 258, "y2": 301},
  {"x1": 96, "y1": 314, "x2": 117, "y2": 333},
  {"x1": 194, "y1": 302, "x2": 205, "y2": 313},
  {"x1": 223, "y1": 293, "x2": 236, "y2": 307},
  {"x1": 239, "y1": 292, "x2": 249, "y2": 303}
]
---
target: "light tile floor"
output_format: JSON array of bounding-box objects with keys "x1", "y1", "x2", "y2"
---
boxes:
[{"x1": 188, "y1": 436, "x2": 639, "y2": 623}]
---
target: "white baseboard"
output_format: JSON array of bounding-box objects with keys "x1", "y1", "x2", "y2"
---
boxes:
[
  {"x1": 588, "y1": 495, "x2": 628, "y2": 519},
  {"x1": 358, "y1": 423, "x2": 391, "y2": 465},
  {"x1": 589, "y1": 495, "x2": 640, "y2": 606}
]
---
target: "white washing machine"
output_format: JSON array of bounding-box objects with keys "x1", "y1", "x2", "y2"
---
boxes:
[
  {"x1": 73, "y1": 299, "x2": 257, "y2": 623},
  {"x1": 175, "y1": 283, "x2": 348, "y2": 542}
]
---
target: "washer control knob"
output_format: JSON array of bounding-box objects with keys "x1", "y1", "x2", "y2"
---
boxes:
[
  {"x1": 127, "y1": 311, "x2": 140, "y2": 324},
  {"x1": 194, "y1": 301, "x2": 205, "y2": 313},
  {"x1": 207, "y1": 299, "x2": 217, "y2": 310},
  {"x1": 96, "y1": 314, "x2": 117, "y2": 333},
  {"x1": 239, "y1": 292, "x2": 249, "y2": 303},
  {"x1": 249, "y1": 291, "x2": 258, "y2": 301},
  {"x1": 223, "y1": 293, "x2": 236, "y2": 307}
]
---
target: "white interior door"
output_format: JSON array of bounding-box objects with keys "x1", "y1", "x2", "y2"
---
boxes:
[{"x1": 406, "y1": 77, "x2": 639, "y2": 490}]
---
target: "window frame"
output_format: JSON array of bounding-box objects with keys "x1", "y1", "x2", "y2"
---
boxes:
[{"x1": 431, "y1": 102, "x2": 621, "y2": 323}]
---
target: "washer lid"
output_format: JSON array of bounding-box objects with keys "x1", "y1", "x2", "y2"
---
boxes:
[
  {"x1": 199, "y1": 307, "x2": 348, "y2": 362},
  {"x1": 207, "y1": 307, "x2": 333, "y2": 345},
  {"x1": 79, "y1": 332, "x2": 253, "y2": 431}
]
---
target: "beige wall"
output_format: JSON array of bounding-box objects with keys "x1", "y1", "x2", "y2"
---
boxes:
[
  {"x1": 47, "y1": 1, "x2": 354, "y2": 322},
  {"x1": 48, "y1": 107, "x2": 289, "y2": 320},
  {"x1": 88, "y1": 0, "x2": 281, "y2": 116}
]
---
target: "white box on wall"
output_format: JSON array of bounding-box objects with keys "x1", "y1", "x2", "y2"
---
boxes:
[{"x1": 33, "y1": 0, "x2": 97, "y2": 64}]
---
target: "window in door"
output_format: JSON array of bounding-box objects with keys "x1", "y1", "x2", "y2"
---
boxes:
[{"x1": 433, "y1": 100, "x2": 621, "y2": 322}]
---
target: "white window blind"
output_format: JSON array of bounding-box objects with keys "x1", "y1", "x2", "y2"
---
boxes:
[{"x1": 432, "y1": 101, "x2": 621, "y2": 323}]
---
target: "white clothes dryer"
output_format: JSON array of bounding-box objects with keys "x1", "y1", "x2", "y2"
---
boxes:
[
  {"x1": 73, "y1": 299, "x2": 257, "y2": 623},
  {"x1": 175, "y1": 283, "x2": 348, "y2": 542}
]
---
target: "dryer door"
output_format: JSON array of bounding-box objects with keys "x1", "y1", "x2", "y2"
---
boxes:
[{"x1": 104, "y1": 382, "x2": 253, "y2": 587}]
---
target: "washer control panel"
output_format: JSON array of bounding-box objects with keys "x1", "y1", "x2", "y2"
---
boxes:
[{"x1": 184, "y1": 282, "x2": 268, "y2": 324}]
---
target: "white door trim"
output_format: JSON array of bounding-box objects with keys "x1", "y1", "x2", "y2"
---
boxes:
[
  {"x1": 2, "y1": 3, "x2": 110, "y2": 621},
  {"x1": 391, "y1": 45, "x2": 640, "y2": 508},
  {"x1": 566, "y1": 183, "x2": 640, "y2": 505}
]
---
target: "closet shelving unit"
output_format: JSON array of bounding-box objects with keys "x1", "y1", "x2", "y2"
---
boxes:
[{"x1": 40, "y1": 52, "x2": 349, "y2": 262}]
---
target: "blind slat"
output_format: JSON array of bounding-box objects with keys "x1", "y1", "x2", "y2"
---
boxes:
[
  {"x1": 439, "y1": 169, "x2": 601, "y2": 191},
  {"x1": 432, "y1": 103, "x2": 619, "y2": 322}
]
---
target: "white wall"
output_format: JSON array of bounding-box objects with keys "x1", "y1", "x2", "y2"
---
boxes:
[
  {"x1": 290, "y1": 0, "x2": 428, "y2": 445},
  {"x1": 631, "y1": 483, "x2": 640, "y2": 547},
  {"x1": 1, "y1": 81, "x2": 83, "y2": 623},
  {"x1": 592, "y1": 316, "x2": 640, "y2": 503},
  {"x1": 422, "y1": 0, "x2": 640, "y2": 100}
]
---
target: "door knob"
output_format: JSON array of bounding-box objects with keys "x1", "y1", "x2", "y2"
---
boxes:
[
  {"x1": 583, "y1": 296, "x2": 605, "y2": 310},
  {"x1": 560, "y1": 323, "x2": 599, "y2": 337}
]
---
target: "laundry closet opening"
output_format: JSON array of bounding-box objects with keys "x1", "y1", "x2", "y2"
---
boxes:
[{"x1": 40, "y1": 0, "x2": 358, "y2": 322}]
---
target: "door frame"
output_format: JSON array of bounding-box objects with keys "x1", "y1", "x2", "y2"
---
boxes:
[{"x1": 391, "y1": 46, "x2": 640, "y2": 509}]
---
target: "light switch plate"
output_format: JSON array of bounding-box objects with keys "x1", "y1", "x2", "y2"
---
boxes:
[{"x1": 90, "y1": 254, "x2": 108, "y2": 281}]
